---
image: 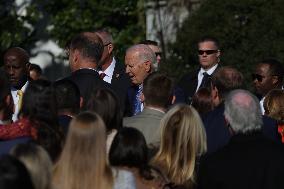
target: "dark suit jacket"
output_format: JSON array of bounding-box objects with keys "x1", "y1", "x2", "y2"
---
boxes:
[
  {"x1": 110, "y1": 62, "x2": 131, "y2": 113},
  {"x1": 65, "y1": 69, "x2": 111, "y2": 103},
  {"x1": 176, "y1": 65, "x2": 220, "y2": 104},
  {"x1": 198, "y1": 132, "x2": 284, "y2": 189},
  {"x1": 124, "y1": 85, "x2": 139, "y2": 117},
  {"x1": 202, "y1": 103, "x2": 281, "y2": 154}
]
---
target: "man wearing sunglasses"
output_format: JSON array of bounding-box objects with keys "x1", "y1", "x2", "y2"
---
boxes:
[
  {"x1": 252, "y1": 58, "x2": 284, "y2": 114},
  {"x1": 175, "y1": 36, "x2": 221, "y2": 104}
]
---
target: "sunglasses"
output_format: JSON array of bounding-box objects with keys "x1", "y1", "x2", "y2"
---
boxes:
[
  {"x1": 252, "y1": 74, "x2": 265, "y2": 82},
  {"x1": 198, "y1": 50, "x2": 218, "y2": 55},
  {"x1": 155, "y1": 52, "x2": 162, "y2": 57}
]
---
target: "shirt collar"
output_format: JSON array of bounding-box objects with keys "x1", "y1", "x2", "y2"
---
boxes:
[
  {"x1": 102, "y1": 57, "x2": 116, "y2": 77},
  {"x1": 200, "y1": 64, "x2": 218, "y2": 75}
]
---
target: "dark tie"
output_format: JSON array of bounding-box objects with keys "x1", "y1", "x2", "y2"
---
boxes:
[
  {"x1": 99, "y1": 72, "x2": 106, "y2": 79},
  {"x1": 199, "y1": 72, "x2": 211, "y2": 89}
]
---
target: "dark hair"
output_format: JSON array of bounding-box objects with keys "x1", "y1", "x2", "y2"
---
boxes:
[
  {"x1": 19, "y1": 79, "x2": 63, "y2": 162},
  {"x1": 191, "y1": 88, "x2": 214, "y2": 115},
  {"x1": 143, "y1": 72, "x2": 174, "y2": 108},
  {"x1": 29, "y1": 64, "x2": 42, "y2": 75},
  {"x1": 69, "y1": 32, "x2": 104, "y2": 63},
  {"x1": 211, "y1": 66, "x2": 244, "y2": 100},
  {"x1": 109, "y1": 127, "x2": 153, "y2": 179},
  {"x1": 198, "y1": 36, "x2": 220, "y2": 49},
  {"x1": 0, "y1": 69, "x2": 13, "y2": 120},
  {"x1": 84, "y1": 88, "x2": 122, "y2": 132},
  {"x1": 0, "y1": 155, "x2": 34, "y2": 189},
  {"x1": 260, "y1": 58, "x2": 284, "y2": 83},
  {"x1": 140, "y1": 40, "x2": 158, "y2": 46},
  {"x1": 54, "y1": 79, "x2": 80, "y2": 115}
]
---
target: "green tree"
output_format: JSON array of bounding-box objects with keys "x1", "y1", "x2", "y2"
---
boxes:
[{"x1": 164, "y1": 0, "x2": 284, "y2": 86}]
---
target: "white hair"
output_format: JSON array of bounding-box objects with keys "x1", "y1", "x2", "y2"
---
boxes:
[
  {"x1": 126, "y1": 44, "x2": 156, "y2": 68},
  {"x1": 224, "y1": 89, "x2": 262, "y2": 133}
]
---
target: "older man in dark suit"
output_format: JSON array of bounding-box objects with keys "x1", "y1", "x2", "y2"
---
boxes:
[
  {"x1": 176, "y1": 36, "x2": 221, "y2": 104},
  {"x1": 198, "y1": 89, "x2": 284, "y2": 189}
]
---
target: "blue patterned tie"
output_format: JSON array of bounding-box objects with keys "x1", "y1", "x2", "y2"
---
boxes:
[{"x1": 133, "y1": 84, "x2": 143, "y2": 116}]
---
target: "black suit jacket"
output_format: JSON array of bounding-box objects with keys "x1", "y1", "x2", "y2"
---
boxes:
[
  {"x1": 202, "y1": 103, "x2": 281, "y2": 154},
  {"x1": 65, "y1": 69, "x2": 111, "y2": 103},
  {"x1": 198, "y1": 132, "x2": 284, "y2": 189},
  {"x1": 110, "y1": 62, "x2": 131, "y2": 113},
  {"x1": 124, "y1": 85, "x2": 139, "y2": 117}
]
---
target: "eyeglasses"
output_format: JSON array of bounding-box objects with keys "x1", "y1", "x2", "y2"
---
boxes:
[
  {"x1": 198, "y1": 50, "x2": 218, "y2": 55},
  {"x1": 252, "y1": 74, "x2": 265, "y2": 82}
]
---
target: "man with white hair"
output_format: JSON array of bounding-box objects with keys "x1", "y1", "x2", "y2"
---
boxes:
[
  {"x1": 124, "y1": 44, "x2": 155, "y2": 116},
  {"x1": 198, "y1": 89, "x2": 284, "y2": 189}
]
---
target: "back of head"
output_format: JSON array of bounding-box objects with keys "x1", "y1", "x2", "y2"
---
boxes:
[
  {"x1": 29, "y1": 64, "x2": 42, "y2": 81},
  {"x1": 140, "y1": 40, "x2": 158, "y2": 46},
  {"x1": 54, "y1": 111, "x2": 113, "y2": 189},
  {"x1": 0, "y1": 68, "x2": 13, "y2": 121},
  {"x1": 264, "y1": 89, "x2": 284, "y2": 122},
  {"x1": 191, "y1": 88, "x2": 214, "y2": 115},
  {"x1": 95, "y1": 28, "x2": 114, "y2": 45},
  {"x1": 20, "y1": 79, "x2": 62, "y2": 162},
  {"x1": 10, "y1": 143, "x2": 53, "y2": 189},
  {"x1": 109, "y1": 127, "x2": 148, "y2": 168},
  {"x1": 54, "y1": 79, "x2": 80, "y2": 115},
  {"x1": 143, "y1": 72, "x2": 174, "y2": 108},
  {"x1": 0, "y1": 155, "x2": 34, "y2": 189},
  {"x1": 69, "y1": 32, "x2": 104, "y2": 64},
  {"x1": 211, "y1": 66, "x2": 244, "y2": 100},
  {"x1": 224, "y1": 89, "x2": 263, "y2": 134},
  {"x1": 84, "y1": 88, "x2": 122, "y2": 132},
  {"x1": 153, "y1": 104, "x2": 207, "y2": 186}
]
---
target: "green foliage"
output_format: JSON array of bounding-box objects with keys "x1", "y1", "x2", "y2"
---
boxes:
[
  {"x1": 165, "y1": 0, "x2": 284, "y2": 86},
  {"x1": 0, "y1": 0, "x2": 145, "y2": 65}
]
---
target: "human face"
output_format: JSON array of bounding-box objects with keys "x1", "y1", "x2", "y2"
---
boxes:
[
  {"x1": 198, "y1": 41, "x2": 220, "y2": 70},
  {"x1": 4, "y1": 52, "x2": 27, "y2": 89},
  {"x1": 253, "y1": 63, "x2": 275, "y2": 96},
  {"x1": 125, "y1": 52, "x2": 150, "y2": 85}
]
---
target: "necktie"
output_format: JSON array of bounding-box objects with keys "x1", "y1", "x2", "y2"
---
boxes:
[
  {"x1": 99, "y1": 72, "x2": 106, "y2": 79},
  {"x1": 199, "y1": 72, "x2": 211, "y2": 89},
  {"x1": 17, "y1": 90, "x2": 24, "y2": 110},
  {"x1": 133, "y1": 85, "x2": 143, "y2": 116}
]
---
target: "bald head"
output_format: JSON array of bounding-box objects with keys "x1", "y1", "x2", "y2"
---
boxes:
[
  {"x1": 125, "y1": 44, "x2": 156, "y2": 85},
  {"x1": 3, "y1": 47, "x2": 29, "y2": 89}
]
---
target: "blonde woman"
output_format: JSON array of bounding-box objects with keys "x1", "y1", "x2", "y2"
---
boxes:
[
  {"x1": 151, "y1": 104, "x2": 207, "y2": 188},
  {"x1": 11, "y1": 143, "x2": 53, "y2": 189},
  {"x1": 53, "y1": 111, "x2": 136, "y2": 189}
]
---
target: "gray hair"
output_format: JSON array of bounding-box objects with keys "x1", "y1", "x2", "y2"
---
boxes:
[
  {"x1": 126, "y1": 44, "x2": 156, "y2": 69},
  {"x1": 224, "y1": 89, "x2": 262, "y2": 133}
]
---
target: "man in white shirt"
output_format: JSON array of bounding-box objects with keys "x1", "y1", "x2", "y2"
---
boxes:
[
  {"x1": 3, "y1": 47, "x2": 30, "y2": 121},
  {"x1": 176, "y1": 36, "x2": 221, "y2": 104}
]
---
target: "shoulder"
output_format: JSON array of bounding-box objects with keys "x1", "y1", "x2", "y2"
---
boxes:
[{"x1": 112, "y1": 168, "x2": 136, "y2": 189}]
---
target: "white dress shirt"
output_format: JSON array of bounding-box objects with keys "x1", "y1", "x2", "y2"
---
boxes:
[
  {"x1": 196, "y1": 64, "x2": 218, "y2": 92},
  {"x1": 11, "y1": 81, "x2": 29, "y2": 122},
  {"x1": 99, "y1": 58, "x2": 116, "y2": 84}
]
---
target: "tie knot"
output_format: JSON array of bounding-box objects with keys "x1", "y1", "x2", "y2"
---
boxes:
[
  {"x1": 99, "y1": 73, "x2": 106, "y2": 79},
  {"x1": 17, "y1": 90, "x2": 23, "y2": 96},
  {"x1": 203, "y1": 72, "x2": 209, "y2": 77}
]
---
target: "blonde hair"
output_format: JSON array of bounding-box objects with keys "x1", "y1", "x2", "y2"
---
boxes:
[
  {"x1": 11, "y1": 143, "x2": 53, "y2": 189},
  {"x1": 53, "y1": 111, "x2": 113, "y2": 189},
  {"x1": 264, "y1": 89, "x2": 284, "y2": 122},
  {"x1": 152, "y1": 104, "x2": 207, "y2": 187}
]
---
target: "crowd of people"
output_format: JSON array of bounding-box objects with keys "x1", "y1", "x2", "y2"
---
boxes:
[{"x1": 0, "y1": 30, "x2": 284, "y2": 189}]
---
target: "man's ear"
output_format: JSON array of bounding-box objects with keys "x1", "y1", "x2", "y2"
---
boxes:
[
  {"x1": 144, "y1": 61, "x2": 151, "y2": 73},
  {"x1": 107, "y1": 43, "x2": 114, "y2": 54},
  {"x1": 171, "y1": 95, "x2": 176, "y2": 105},
  {"x1": 72, "y1": 49, "x2": 80, "y2": 64},
  {"x1": 79, "y1": 97, "x2": 84, "y2": 109},
  {"x1": 272, "y1": 75, "x2": 279, "y2": 85},
  {"x1": 211, "y1": 86, "x2": 220, "y2": 107},
  {"x1": 140, "y1": 92, "x2": 145, "y2": 103}
]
